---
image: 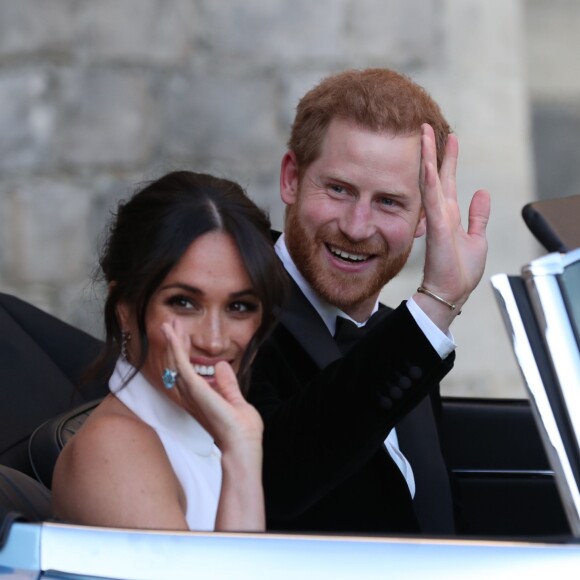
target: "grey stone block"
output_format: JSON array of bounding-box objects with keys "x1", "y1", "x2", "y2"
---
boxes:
[
  {"x1": 0, "y1": 180, "x2": 92, "y2": 284},
  {"x1": 347, "y1": 0, "x2": 440, "y2": 67},
  {"x1": 525, "y1": 0, "x2": 580, "y2": 98},
  {"x1": 196, "y1": 0, "x2": 349, "y2": 63},
  {"x1": 160, "y1": 66, "x2": 281, "y2": 172},
  {"x1": 0, "y1": 70, "x2": 54, "y2": 170},
  {"x1": 0, "y1": 0, "x2": 74, "y2": 56},
  {"x1": 75, "y1": 0, "x2": 197, "y2": 66},
  {"x1": 532, "y1": 101, "x2": 580, "y2": 201},
  {"x1": 54, "y1": 68, "x2": 157, "y2": 168}
]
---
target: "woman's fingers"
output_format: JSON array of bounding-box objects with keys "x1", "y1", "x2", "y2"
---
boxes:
[
  {"x1": 162, "y1": 321, "x2": 186, "y2": 379},
  {"x1": 161, "y1": 322, "x2": 180, "y2": 390},
  {"x1": 161, "y1": 321, "x2": 205, "y2": 410},
  {"x1": 159, "y1": 320, "x2": 252, "y2": 440},
  {"x1": 213, "y1": 361, "x2": 246, "y2": 407}
]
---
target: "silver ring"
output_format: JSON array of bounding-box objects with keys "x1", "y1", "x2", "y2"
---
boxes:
[{"x1": 162, "y1": 368, "x2": 178, "y2": 389}]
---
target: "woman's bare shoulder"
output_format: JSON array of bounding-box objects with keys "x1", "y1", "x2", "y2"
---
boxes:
[
  {"x1": 56, "y1": 399, "x2": 167, "y2": 481},
  {"x1": 52, "y1": 397, "x2": 187, "y2": 529}
]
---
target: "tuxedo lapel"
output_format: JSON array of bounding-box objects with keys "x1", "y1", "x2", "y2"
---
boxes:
[{"x1": 278, "y1": 280, "x2": 341, "y2": 370}]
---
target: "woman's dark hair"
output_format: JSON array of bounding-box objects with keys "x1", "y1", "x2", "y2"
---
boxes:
[{"x1": 91, "y1": 170, "x2": 288, "y2": 393}]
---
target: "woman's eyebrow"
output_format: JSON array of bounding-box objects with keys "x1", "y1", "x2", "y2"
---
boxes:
[
  {"x1": 160, "y1": 283, "x2": 258, "y2": 298},
  {"x1": 230, "y1": 289, "x2": 259, "y2": 299},
  {"x1": 159, "y1": 282, "x2": 203, "y2": 294}
]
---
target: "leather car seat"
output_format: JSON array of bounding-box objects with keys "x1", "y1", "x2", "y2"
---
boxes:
[
  {"x1": 0, "y1": 465, "x2": 51, "y2": 525},
  {"x1": 29, "y1": 399, "x2": 101, "y2": 489}
]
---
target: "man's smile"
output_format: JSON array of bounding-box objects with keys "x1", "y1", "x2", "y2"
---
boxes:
[{"x1": 327, "y1": 244, "x2": 372, "y2": 263}]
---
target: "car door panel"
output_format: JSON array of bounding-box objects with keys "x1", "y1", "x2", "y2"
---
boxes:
[{"x1": 441, "y1": 397, "x2": 570, "y2": 537}]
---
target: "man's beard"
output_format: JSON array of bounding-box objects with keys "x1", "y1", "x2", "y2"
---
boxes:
[{"x1": 285, "y1": 206, "x2": 413, "y2": 312}]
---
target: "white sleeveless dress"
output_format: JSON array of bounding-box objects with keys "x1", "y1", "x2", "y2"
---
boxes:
[{"x1": 109, "y1": 358, "x2": 222, "y2": 531}]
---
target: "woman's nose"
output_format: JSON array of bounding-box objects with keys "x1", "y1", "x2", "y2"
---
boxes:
[{"x1": 191, "y1": 314, "x2": 229, "y2": 355}]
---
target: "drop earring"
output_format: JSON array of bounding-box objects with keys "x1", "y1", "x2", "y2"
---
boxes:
[{"x1": 121, "y1": 330, "x2": 131, "y2": 360}]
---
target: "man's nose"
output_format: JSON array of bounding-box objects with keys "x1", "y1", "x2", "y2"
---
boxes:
[{"x1": 338, "y1": 200, "x2": 375, "y2": 241}]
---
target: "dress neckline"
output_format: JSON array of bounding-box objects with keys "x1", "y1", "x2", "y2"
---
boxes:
[{"x1": 109, "y1": 358, "x2": 215, "y2": 457}]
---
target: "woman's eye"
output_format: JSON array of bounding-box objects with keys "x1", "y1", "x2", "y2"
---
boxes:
[
  {"x1": 167, "y1": 295, "x2": 195, "y2": 310},
  {"x1": 228, "y1": 301, "x2": 259, "y2": 314}
]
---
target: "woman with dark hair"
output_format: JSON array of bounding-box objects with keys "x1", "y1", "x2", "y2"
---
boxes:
[{"x1": 51, "y1": 171, "x2": 288, "y2": 532}]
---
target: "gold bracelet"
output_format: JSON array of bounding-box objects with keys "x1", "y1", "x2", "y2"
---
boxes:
[{"x1": 417, "y1": 286, "x2": 461, "y2": 314}]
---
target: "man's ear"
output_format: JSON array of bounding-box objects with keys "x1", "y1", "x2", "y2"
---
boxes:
[
  {"x1": 280, "y1": 151, "x2": 300, "y2": 206},
  {"x1": 414, "y1": 209, "x2": 427, "y2": 238}
]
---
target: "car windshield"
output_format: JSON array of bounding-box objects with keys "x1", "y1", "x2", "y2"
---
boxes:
[{"x1": 560, "y1": 257, "x2": 580, "y2": 346}]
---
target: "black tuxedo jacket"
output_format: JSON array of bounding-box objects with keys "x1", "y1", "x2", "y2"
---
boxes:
[
  {"x1": 248, "y1": 281, "x2": 456, "y2": 535},
  {"x1": 0, "y1": 293, "x2": 109, "y2": 474}
]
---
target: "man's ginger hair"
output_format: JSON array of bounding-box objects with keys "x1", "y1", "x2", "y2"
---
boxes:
[{"x1": 288, "y1": 68, "x2": 451, "y2": 174}]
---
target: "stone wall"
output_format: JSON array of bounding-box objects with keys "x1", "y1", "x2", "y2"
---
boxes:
[
  {"x1": 0, "y1": 0, "x2": 541, "y2": 397},
  {"x1": 525, "y1": 0, "x2": 580, "y2": 201}
]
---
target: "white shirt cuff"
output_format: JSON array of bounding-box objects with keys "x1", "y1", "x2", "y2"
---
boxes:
[{"x1": 406, "y1": 297, "x2": 456, "y2": 359}]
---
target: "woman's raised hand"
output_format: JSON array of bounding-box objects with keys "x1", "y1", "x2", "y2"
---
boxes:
[
  {"x1": 161, "y1": 320, "x2": 263, "y2": 453},
  {"x1": 161, "y1": 319, "x2": 265, "y2": 530}
]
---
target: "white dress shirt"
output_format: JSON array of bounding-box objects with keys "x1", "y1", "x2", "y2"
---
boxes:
[{"x1": 275, "y1": 234, "x2": 457, "y2": 498}]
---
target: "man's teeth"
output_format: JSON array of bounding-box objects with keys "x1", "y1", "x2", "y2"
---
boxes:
[
  {"x1": 194, "y1": 364, "x2": 215, "y2": 377},
  {"x1": 329, "y1": 246, "x2": 368, "y2": 262}
]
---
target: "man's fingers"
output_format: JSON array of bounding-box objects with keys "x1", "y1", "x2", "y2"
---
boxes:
[
  {"x1": 420, "y1": 124, "x2": 447, "y2": 218},
  {"x1": 420, "y1": 159, "x2": 444, "y2": 227},
  {"x1": 439, "y1": 133, "x2": 458, "y2": 200},
  {"x1": 467, "y1": 189, "x2": 491, "y2": 239},
  {"x1": 420, "y1": 124, "x2": 438, "y2": 176}
]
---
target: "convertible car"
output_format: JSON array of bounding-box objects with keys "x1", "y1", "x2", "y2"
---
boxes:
[{"x1": 1, "y1": 196, "x2": 580, "y2": 579}]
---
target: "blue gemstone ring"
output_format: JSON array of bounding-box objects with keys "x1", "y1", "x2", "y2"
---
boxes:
[{"x1": 162, "y1": 368, "x2": 178, "y2": 389}]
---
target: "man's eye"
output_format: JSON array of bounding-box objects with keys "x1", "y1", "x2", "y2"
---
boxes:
[
  {"x1": 378, "y1": 197, "x2": 396, "y2": 207},
  {"x1": 329, "y1": 184, "x2": 346, "y2": 194}
]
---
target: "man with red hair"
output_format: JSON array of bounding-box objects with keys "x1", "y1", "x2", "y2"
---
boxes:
[{"x1": 249, "y1": 68, "x2": 490, "y2": 535}]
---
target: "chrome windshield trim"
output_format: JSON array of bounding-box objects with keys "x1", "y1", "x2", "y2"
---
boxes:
[
  {"x1": 491, "y1": 273, "x2": 580, "y2": 536},
  {"x1": 524, "y1": 255, "x2": 580, "y2": 455},
  {"x1": 523, "y1": 248, "x2": 580, "y2": 277}
]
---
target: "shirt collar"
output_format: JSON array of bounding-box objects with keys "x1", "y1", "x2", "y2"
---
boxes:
[{"x1": 275, "y1": 233, "x2": 379, "y2": 335}]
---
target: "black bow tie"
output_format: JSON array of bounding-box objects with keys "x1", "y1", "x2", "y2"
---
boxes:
[
  {"x1": 334, "y1": 308, "x2": 388, "y2": 355},
  {"x1": 334, "y1": 316, "x2": 365, "y2": 353}
]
